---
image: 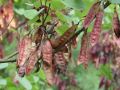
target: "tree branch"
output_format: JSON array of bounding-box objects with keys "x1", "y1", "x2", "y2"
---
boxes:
[{"x1": 0, "y1": 51, "x2": 18, "y2": 63}]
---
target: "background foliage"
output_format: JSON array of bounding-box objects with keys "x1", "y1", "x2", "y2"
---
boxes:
[{"x1": 0, "y1": 0, "x2": 120, "y2": 90}]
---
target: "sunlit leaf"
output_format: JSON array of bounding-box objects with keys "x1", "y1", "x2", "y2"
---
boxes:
[{"x1": 109, "y1": 0, "x2": 120, "y2": 4}]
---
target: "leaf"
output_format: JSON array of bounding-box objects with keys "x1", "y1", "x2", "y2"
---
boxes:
[
  {"x1": 16, "y1": 74, "x2": 32, "y2": 90},
  {"x1": 14, "y1": 8, "x2": 25, "y2": 15},
  {"x1": 23, "y1": 9, "x2": 39, "y2": 20},
  {"x1": 15, "y1": 8, "x2": 44, "y2": 20},
  {"x1": 0, "y1": 63, "x2": 8, "y2": 70},
  {"x1": 0, "y1": 79, "x2": 7, "y2": 85},
  {"x1": 61, "y1": 0, "x2": 84, "y2": 9},
  {"x1": 109, "y1": 0, "x2": 120, "y2": 4}
]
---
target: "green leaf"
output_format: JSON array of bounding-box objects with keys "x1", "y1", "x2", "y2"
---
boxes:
[
  {"x1": 61, "y1": 0, "x2": 84, "y2": 9},
  {"x1": 23, "y1": 9, "x2": 39, "y2": 20},
  {"x1": 109, "y1": 0, "x2": 120, "y2": 4},
  {"x1": 16, "y1": 74, "x2": 32, "y2": 90},
  {"x1": 0, "y1": 63, "x2": 8, "y2": 70},
  {"x1": 14, "y1": 8, "x2": 25, "y2": 15},
  {"x1": 0, "y1": 79, "x2": 7, "y2": 86}
]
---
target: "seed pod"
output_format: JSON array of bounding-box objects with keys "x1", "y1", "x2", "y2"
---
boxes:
[
  {"x1": 25, "y1": 43, "x2": 38, "y2": 75},
  {"x1": 71, "y1": 36, "x2": 77, "y2": 49},
  {"x1": 113, "y1": 8, "x2": 120, "y2": 38},
  {"x1": 42, "y1": 40, "x2": 53, "y2": 66},
  {"x1": 50, "y1": 24, "x2": 78, "y2": 49},
  {"x1": 34, "y1": 26, "x2": 44, "y2": 45},
  {"x1": 0, "y1": 44, "x2": 4, "y2": 59},
  {"x1": 37, "y1": 45, "x2": 42, "y2": 58},
  {"x1": 90, "y1": 8, "x2": 104, "y2": 46},
  {"x1": 17, "y1": 36, "x2": 32, "y2": 67},
  {"x1": 83, "y1": 2, "x2": 100, "y2": 29},
  {"x1": 77, "y1": 31, "x2": 88, "y2": 68},
  {"x1": 54, "y1": 51, "x2": 67, "y2": 74},
  {"x1": 18, "y1": 66, "x2": 25, "y2": 77},
  {"x1": 43, "y1": 64, "x2": 54, "y2": 85}
]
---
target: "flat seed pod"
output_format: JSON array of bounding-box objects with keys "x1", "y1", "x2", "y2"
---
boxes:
[
  {"x1": 25, "y1": 43, "x2": 38, "y2": 75},
  {"x1": 42, "y1": 40, "x2": 53, "y2": 66},
  {"x1": 113, "y1": 8, "x2": 120, "y2": 38},
  {"x1": 43, "y1": 64, "x2": 54, "y2": 85},
  {"x1": 17, "y1": 36, "x2": 32, "y2": 67},
  {"x1": 90, "y1": 8, "x2": 104, "y2": 46},
  {"x1": 83, "y1": 2, "x2": 100, "y2": 29},
  {"x1": 54, "y1": 51, "x2": 67, "y2": 74},
  {"x1": 77, "y1": 31, "x2": 88, "y2": 67},
  {"x1": 71, "y1": 36, "x2": 77, "y2": 49},
  {"x1": 50, "y1": 24, "x2": 78, "y2": 49},
  {"x1": 18, "y1": 66, "x2": 25, "y2": 77},
  {"x1": 34, "y1": 26, "x2": 44, "y2": 45}
]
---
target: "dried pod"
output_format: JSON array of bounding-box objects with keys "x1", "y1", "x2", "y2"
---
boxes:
[
  {"x1": 0, "y1": 44, "x2": 4, "y2": 59},
  {"x1": 18, "y1": 66, "x2": 25, "y2": 77},
  {"x1": 54, "y1": 51, "x2": 67, "y2": 74},
  {"x1": 17, "y1": 36, "x2": 32, "y2": 67},
  {"x1": 77, "y1": 31, "x2": 88, "y2": 67},
  {"x1": 34, "y1": 26, "x2": 44, "y2": 45},
  {"x1": 25, "y1": 43, "x2": 38, "y2": 75},
  {"x1": 43, "y1": 64, "x2": 54, "y2": 85},
  {"x1": 37, "y1": 45, "x2": 42, "y2": 58},
  {"x1": 113, "y1": 8, "x2": 120, "y2": 38},
  {"x1": 90, "y1": 8, "x2": 104, "y2": 46},
  {"x1": 83, "y1": 2, "x2": 100, "y2": 29},
  {"x1": 42, "y1": 40, "x2": 53, "y2": 66},
  {"x1": 71, "y1": 36, "x2": 77, "y2": 49},
  {"x1": 50, "y1": 24, "x2": 78, "y2": 49}
]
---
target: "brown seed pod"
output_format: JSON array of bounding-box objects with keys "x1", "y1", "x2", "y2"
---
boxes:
[
  {"x1": 25, "y1": 43, "x2": 38, "y2": 75},
  {"x1": 54, "y1": 51, "x2": 67, "y2": 74},
  {"x1": 33, "y1": 26, "x2": 44, "y2": 45},
  {"x1": 83, "y1": 2, "x2": 100, "y2": 29},
  {"x1": 90, "y1": 8, "x2": 104, "y2": 46},
  {"x1": 113, "y1": 7, "x2": 120, "y2": 38},
  {"x1": 71, "y1": 36, "x2": 77, "y2": 49},
  {"x1": 77, "y1": 31, "x2": 88, "y2": 68},
  {"x1": 50, "y1": 24, "x2": 78, "y2": 49},
  {"x1": 41, "y1": 40, "x2": 53, "y2": 66},
  {"x1": 17, "y1": 36, "x2": 32, "y2": 67}
]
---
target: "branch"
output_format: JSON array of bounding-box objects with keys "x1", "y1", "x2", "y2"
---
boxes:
[
  {"x1": 0, "y1": 51, "x2": 18, "y2": 63},
  {"x1": 0, "y1": 59, "x2": 16, "y2": 63}
]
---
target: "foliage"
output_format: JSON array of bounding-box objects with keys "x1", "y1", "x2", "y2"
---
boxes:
[{"x1": 0, "y1": 0, "x2": 120, "y2": 90}]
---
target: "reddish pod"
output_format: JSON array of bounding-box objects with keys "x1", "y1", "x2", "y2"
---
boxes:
[
  {"x1": 54, "y1": 51, "x2": 67, "y2": 74},
  {"x1": 0, "y1": 44, "x2": 4, "y2": 59},
  {"x1": 42, "y1": 40, "x2": 54, "y2": 85},
  {"x1": 42, "y1": 40, "x2": 53, "y2": 66},
  {"x1": 71, "y1": 36, "x2": 77, "y2": 49},
  {"x1": 90, "y1": 8, "x2": 104, "y2": 46},
  {"x1": 34, "y1": 26, "x2": 44, "y2": 45},
  {"x1": 77, "y1": 31, "x2": 88, "y2": 68},
  {"x1": 25, "y1": 44, "x2": 38, "y2": 75},
  {"x1": 83, "y1": 2, "x2": 100, "y2": 29},
  {"x1": 17, "y1": 36, "x2": 32, "y2": 67},
  {"x1": 50, "y1": 24, "x2": 78, "y2": 49},
  {"x1": 113, "y1": 8, "x2": 120, "y2": 38}
]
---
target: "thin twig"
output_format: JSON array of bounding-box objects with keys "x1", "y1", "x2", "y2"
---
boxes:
[
  {"x1": 0, "y1": 59, "x2": 16, "y2": 63},
  {"x1": 0, "y1": 51, "x2": 18, "y2": 61}
]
